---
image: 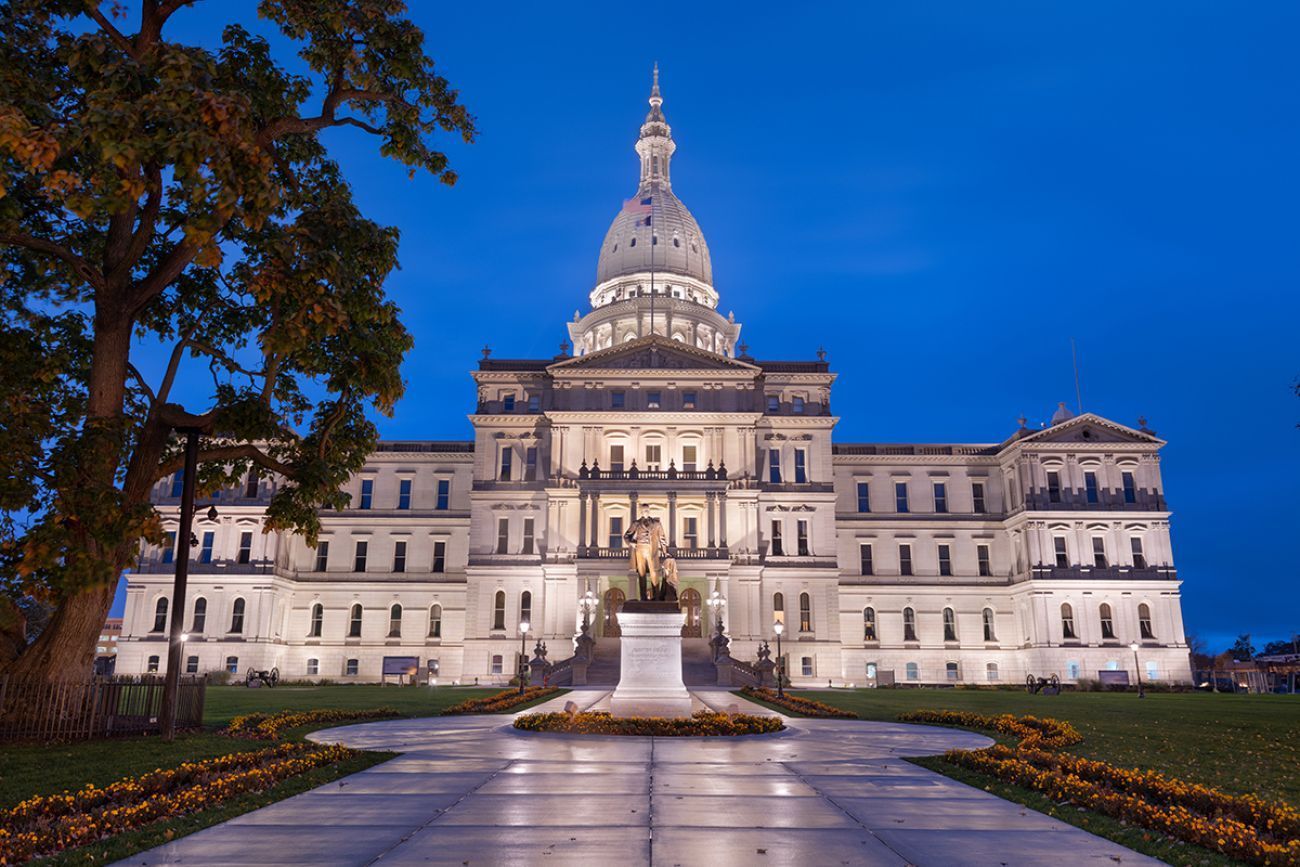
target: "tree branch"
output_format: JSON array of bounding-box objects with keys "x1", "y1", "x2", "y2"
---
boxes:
[
  {"x1": 126, "y1": 363, "x2": 157, "y2": 406},
  {"x1": 0, "y1": 232, "x2": 105, "y2": 292},
  {"x1": 123, "y1": 239, "x2": 196, "y2": 318},
  {"x1": 84, "y1": 4, "x2": 135, "y2": 57},
  {"x1": 155, "y1": 442, "x2": 294, "y2": 481}
]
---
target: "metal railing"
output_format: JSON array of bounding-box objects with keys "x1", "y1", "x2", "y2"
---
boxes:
[
  {"x1": 578, "y1": 545, "x2": 728, "y2": 560},
  {"x1": 0, "y1": 675, "x2": 206, "y2": 742}
]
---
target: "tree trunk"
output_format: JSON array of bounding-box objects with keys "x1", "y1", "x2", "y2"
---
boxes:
[{"x1": 2, "y1": 583, "x2": 119, "y2": 681}]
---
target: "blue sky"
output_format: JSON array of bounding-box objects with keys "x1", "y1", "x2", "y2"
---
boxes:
[{"x1": 115, "y1": 1, "x2": 1300, "y2": 651}]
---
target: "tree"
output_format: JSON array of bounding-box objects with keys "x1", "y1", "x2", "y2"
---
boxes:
[
  {"x1": 1259, "y1": 636, "x2": 1299, "y2": 657},
  {"x1": 0, "y1": 0, "x2": 474, "y2": 681},
  {"x1": 1228, "y1": 633, "x2": 1256, "y2": 662}
]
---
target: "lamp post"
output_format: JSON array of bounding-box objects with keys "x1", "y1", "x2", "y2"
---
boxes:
[
  {"x1": 1130, "y1": 642, "x2": 1146, "y2": 699},
  {"x1": 160, "y1": 429, "x2": 203, "y2": 742},
  {"x1": 706, "y1": 590, "x2": 725, "y2": 632},
  {"x1": 579, "y1": 590, "x2": 597, "y2": 635},
  {"x1": 518, "y1": 620, "x2": 531, "y2": 695},
  {"x1": 773, "y1": 620, "x2": 785, "y2": 699}
]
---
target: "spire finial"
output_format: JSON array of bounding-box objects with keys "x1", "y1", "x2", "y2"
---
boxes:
[{"x1": 650, "y1": 62, "x2": 662, "y2": 106}]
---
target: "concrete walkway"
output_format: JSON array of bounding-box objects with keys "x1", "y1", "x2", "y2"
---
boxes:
[{"x1": 116, "y1": 689, "x2": 1159, "y2": 867}]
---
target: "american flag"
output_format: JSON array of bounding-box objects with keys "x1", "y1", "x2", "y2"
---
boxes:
[{"x1": 622, "y1": 196, "x2": 652, "y2": 217}]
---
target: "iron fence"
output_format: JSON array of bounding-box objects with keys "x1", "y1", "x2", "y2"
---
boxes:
[{"x1": 0, "y1": 674, "x2": 206, "y2": 742}]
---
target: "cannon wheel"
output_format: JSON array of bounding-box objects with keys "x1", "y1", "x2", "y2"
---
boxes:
[
  {"x1": 246, "y1": 668, "x2": 257, "y2": 687},
  {"x1": 1025, "y1": 673, "x2": 1038, "y2": 693},
  {"x1": 268, "y1": 666, "x2": 279, "y2": 687},
  {"x1": 1049, "y1": 673, "x2": 1061, "y2": 692}
]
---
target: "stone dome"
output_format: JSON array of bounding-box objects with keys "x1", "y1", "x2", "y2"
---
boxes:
[{"x1": 595, "y1": 183, "x2": 713, "y2": 286}]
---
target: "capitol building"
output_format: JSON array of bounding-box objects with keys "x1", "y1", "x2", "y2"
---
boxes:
[{"x1": 118, "y1": 72, "x2": 1193, "y2": 688}]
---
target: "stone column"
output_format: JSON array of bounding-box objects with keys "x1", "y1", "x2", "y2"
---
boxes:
[
  {"x1": 667, "y1": 491, "x2": 677, "y2": 548},
  {"x1": 590, "y1": 492, "x2": 601, "y2": 549},
  {"x1": 629, "y1": 490, "x2": 638, "y2": 522},
  {"x1": 707, "y1": 491, "x2": 716, "y2": 549},
  {"x1": 718, "y1": 489, "x2": 728, "y2": 548},
  {"x1": 578, "y1": 494, "x2": 588, "y2": 550}
]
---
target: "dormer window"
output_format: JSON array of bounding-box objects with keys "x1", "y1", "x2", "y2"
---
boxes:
[
  {"x1": 502, "y1": 392, "x2": 515, "y2": 412},
  {"x1": 792, "y1": 396, "x2": 805, "y2": 414}
]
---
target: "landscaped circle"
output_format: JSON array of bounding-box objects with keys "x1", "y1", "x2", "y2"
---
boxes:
[{"x1": 513, "y1": 710, "x2": 784, "y2": 736}]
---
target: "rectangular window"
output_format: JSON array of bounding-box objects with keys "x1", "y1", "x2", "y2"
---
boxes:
[
  {"x1": 682, "y1": 445, "x2": 697, "y2": 473},
  {"x1": 977, "y1": 544, "x2": 991, "y2": 577},
  {"x1": 436, "y1": 479, "x2": 450, "y2": 510},
  {"x1": 859, "y1": 543, "x2": 873, "y2": 576},
  {"x1": 1131, "y1": 537, "x2": 1147, "y2": 569},
  {"x1": 938, "y1": 544, "x2": 952, "y2": 576},
  {"x1": 237, "y1": 531, "x2": 252, "y2": 564},
  {"x1": 899, "y1": 543, "x2": 913, "y2": 576},
  {"x1": 393, "y1": 540, "x2": 407, "y2": 572},
  {"x1": 398, "y1": 479, "x2": 412, "y2": 509},
  {"x1": 199, "y1": 531, "x2": 214, "y2": 564},
  {"x1": 796, "y1": 520, "x2": 810, "y2": 556},
  {"x1": 491, "y1": 655, "x2": 503, "y2": 675},
  {"x1": 354, "y1": 540, "x2": 368, "y2": 572},
  {"x1": 496, "y1": 518, "x2": 509, "y2": 554},
  {"x1": 856, "y1": 482, "x2": 870, "y2": 513},
  {"x1": 432, "y1": 540, "x2": 446, "y2": 573},
  {"x1": 972, "y1": 482, "x2": 986, "y2": 513},
  {"x1": 1084, "y1": 471, "x2": 1099, "y2": 504},
  {"x1": 683, "y1": 517, "x2": 699, "y2": 549},
  {"x1": 608, "y1": 516, "x2": 623, "y2": 550},
  {"x1": 1122, "y1": 471, "x2": 1137, "y2": 503},
  {"x1": 766, "y1": 395, "x2": 780, "y2": 413},
  {"x1": 306, "y1": 658, "x2": 319, "y2": 676},
  {"x1": 895, "y1": 482, "x2": 909, "y2": 513},
  {"x1": 682, "y1": 391, "x2": 697, "y2": 409},
  {"x1": 161, "y1": 531, "x2": 176, "y2": 565},
  {"x1": 522, "y1": 518, "x2": 535, "y2": 555},
  {"x1": 932, "y1": 482, "x2": 947, "y2": 513},
  {"x1": 611, "y1": 391, "x2": 625, "y2": 409},
  {"x1": 647, "y1": 390, "x2": 662, "y2": 409},
  {"x1": 525, "y1": 447, "x2": 538, "y2": 481},
  {"x1": 314, "y1": 541, "x2": 329, "y2": 572},
  {"x1": 186, "y1": 655, "x2": 199, "y2": 674},
  {"x1": 502, "y1": 392, "x2": 515, "y2": 412},
  {"x1": 799, "y1": 594, "x2": 812, "y2": 632},
  {"x1": 609, "y1": 444, "x2": 624, "y2": 473},
  {"x1": 1047, "y1": 471, "x2": 1062, "y2": 503},
  {"x1": 1092, "y1": 537, "x2": 1108, "y2": 569},
  {"x1": 499, "y1": 447, "x2": 513, "y2": 481},
  {"x1": 345, "y1": 658, "x2": 359, "y2": 676},
  {"x1": 244, "y1": 470, "x2": 259, "y2": 499},
  {"x1": 794, "y1": 449, "x2": 807, "y2": 484},
  {"x1": 359, "y1": 478, "x2": 373, "y2": 510},
  {"x1": 770, "y1": 521, "x2": 783, "y2": 556},
  {"x1": 768, "y1": 449, "x2": 782, "y2": 484},
  {"x1": 225, "y1": 656, "x2": 238, "y2": 674},
  {"x1": 147, "y1": 655, "x2": 160, "y2": 673},
  {"x1": 801, "y1": 656, "x2": 813, "y2": 676},
  {"x1": 170, "y1": 473, "x2": 184, "y2": 498},
  {"x1": 645, "y1": 444, "x2": 662, "y2": 470},
  {"x1": 792, "y1": 396, "x2": 805, "y2": 414},
  {"x1": 528, "y1": 394, "x2": 540, "y2": 413},
  {"x1": 1054, "y1": 536, "x2": 1069, "y2": 568}
]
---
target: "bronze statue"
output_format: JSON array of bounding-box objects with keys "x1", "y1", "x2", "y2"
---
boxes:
[{"x1": 624, "y1": 513, "x2": 667, "y2": 600}]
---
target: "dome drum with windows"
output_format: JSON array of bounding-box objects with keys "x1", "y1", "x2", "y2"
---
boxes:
[{"x1": 571, "y1": 66, "x2": 740, "y2": 357}]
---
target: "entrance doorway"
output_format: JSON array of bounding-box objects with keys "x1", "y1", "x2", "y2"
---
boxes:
[
  {"x1": 680, "y1": 588, "x2": 702, "y2": 638},
  {"x1": 602, "y1": 587, "x2": 625, "y2": 638}
]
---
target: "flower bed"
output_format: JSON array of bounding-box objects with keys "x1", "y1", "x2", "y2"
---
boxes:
[
  {"x1": 513, "y1": 710, "x2": 783, "y2": 736},
  {"x1": 738, "y1": 686, "x2": 859, "y2": 718},
  {"x1": 908, "y1": 710, "x2": 1299, "y2": 866},
  {"x1": 0, "y1": 742, "x2": 357, "y2": 863},
  {"x1": 222, "y1": 707, "x2": 401, "y2": 739},
  {"x1": 440, "y1": 686, "x2": 560, "y2": 715}
]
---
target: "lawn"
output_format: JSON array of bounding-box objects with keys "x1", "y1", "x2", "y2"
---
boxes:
[{"x1": 1, "y1": 683, "x2": 561, "y2": 865}]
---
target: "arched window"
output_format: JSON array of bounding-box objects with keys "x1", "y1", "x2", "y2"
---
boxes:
[
  {"x1": 903, "y1": 607, "x2": 917, "y2": 642},
  {"x1": 147, "y1": 655, "x2": 160, "y2": 673},
  {"x1": 520, "y1": 591, "x2": 532, "y2": 625},
  {"x1": 429, "y1": 604, "x2": 443, "y2": 639},
  {"x1": 1067, "y1": 660, "x2": 1081, "y2": 679},
  {"x1": 1099, "y1": 603, "x2": 1115, "y2": 640},
  {"x1": 772, "y1": 592, "x2": 785, "y2": 625},
  {"x1": 191, "y1": 597, "x2": 206, "y2": 633},
  {"x1": 863, "y1": 607, "x2": 877, "y2": 641},
  {"x1": 348, "y1": 603, "x2": 362, "y2": 637},
  {"x1": 798, "y1": 593, "x2": 812, "y2": 632},
  {"x1": 228, "y1": 598, "x2": 245, "y2": 634},
  {"x1": 491, "y1": 654, "x2": 504, "y2": 674},
  {"x1": 492, "y1": 590, "x2": 506, "y2": 631},
  {"x1": 905, "y1": 661, "x2": 919, "y2": 681},
  {"x1": 388, "y1": 603, "x2": 402, "y2": 638},
  {"x1": 1138, "y1": 603, "x2": 1155, "y2": 640},
  {"x1": 982, "y1": 607, "x2": 996, "y2": 642},
  {"x1": 942, "y1": 607, "x2": 957, "y2": 642},
  {"x1": 308, "y1": 603, "x2": 323, "y2": 637},
  {"x1": 945, "y1": 661, "x2": 960, "y2": 681},
  {"x1": 1061, "y1": 603, "x2": 1077, "y2": 639},
  {"x1": 986, "y1": 662, "x2": 999, "y2": 681},
  {"x1": 151, "y1": 597, "x2": 168, "y2": 633}
]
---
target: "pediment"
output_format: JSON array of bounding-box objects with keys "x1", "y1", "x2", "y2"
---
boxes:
[
  {"x1": 550, "y1": 335, "x2": 758, "y2": 372},
  {"x1": 1020, "y1": 413, "x2": 1163, "y2": 446}
]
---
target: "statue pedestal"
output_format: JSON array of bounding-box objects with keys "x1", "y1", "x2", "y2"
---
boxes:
[{"x1": 610, "y1": 602, "x2": 691, "y2": 718}]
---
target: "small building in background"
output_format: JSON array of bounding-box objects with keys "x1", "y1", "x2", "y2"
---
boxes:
[{"x1": 94, "y1": 618, "x2": 122, "y2": 676}]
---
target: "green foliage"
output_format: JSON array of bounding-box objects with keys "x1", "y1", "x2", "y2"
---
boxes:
[
  {"x1": 1231, "y1": 633, "x2": 1257, "y2": 662},
  {"x1": 0, "y1": 1, "x2": 474, "y2": 673}
]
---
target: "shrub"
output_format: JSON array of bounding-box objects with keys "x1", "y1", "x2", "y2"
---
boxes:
[
  {"x1": 222, "y1": 707, "x2": 401, "y2": 739},
  {"x1": 739, "y1": 686, "x2": 858, "y2": 718},
  {"x1": 514, "y1": 710, "x2": 783, "y2": 737},
  {"x1": 441, "y1": 687, "x2": 560, "y2": 715}
]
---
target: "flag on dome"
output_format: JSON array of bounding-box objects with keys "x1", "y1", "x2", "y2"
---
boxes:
[{"x1": 623, "y1": 196, "x2": 652, "y2": 216}]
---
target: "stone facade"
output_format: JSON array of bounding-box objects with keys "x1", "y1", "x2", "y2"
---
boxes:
[{"x1": 118, "y1": 73, "x2": 1192, "y2": 687}]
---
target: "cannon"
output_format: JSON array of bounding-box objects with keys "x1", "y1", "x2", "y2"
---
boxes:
[
  {"x1": 246, "y1": 666, "x2": 279, "y2": 688},
  {"x1": 1025, "y1": 673, "x2": 1061, "y2": 695}
]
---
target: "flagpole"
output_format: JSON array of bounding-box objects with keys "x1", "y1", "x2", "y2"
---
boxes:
[{"x1": 649, "y1": 191, "x2": 655, "y2": 338}]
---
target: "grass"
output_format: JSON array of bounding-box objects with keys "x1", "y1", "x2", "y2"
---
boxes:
[
  {"x1": 768, "y1": 688, "x2": 1299, "y2": 867},
  {"x1": 2, "y1": 684, "x2": 563, "y2": 865}
]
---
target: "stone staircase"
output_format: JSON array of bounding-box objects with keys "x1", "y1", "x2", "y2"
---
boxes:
[
  {"x1": 681, "y1": 638, "x2": 717, "y2": 686},
  {"x1": 583, "y1": 638, "x2": 622, "y2": 685}
]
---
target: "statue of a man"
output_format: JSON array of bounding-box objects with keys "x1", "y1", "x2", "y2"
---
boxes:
[{"x1": 624, "y1": 513, "x2": 666, "y2": 600}]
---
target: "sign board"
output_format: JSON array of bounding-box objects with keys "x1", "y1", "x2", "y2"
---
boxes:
[
  {"x1": 382, "y1": 656, "x2": 419, "y2": 677},
  {"x1": 1097, "y1": 669, "x2": 1130, "y2": 686}
]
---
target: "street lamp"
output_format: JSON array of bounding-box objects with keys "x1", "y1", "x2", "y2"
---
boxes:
[
  {"x1": 518, "y1": 620, "x2": 531, "y2": 695},
  {"x1": 578, "y1": 590, "x2": 597, "y2": 635},
  {"x1": 773, "y1": 620, "x2": 785, "y2": 699},
  {"x1": 1130, "y1": 642, "x2": 1146, "y2": 699},
  {"x1": 706, "y1": 590, "x2": 725, "y2": 632}
]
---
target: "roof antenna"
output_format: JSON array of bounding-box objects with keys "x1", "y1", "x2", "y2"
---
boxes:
[{"x1": 1070, "y1": 337, "x2": 1083, "y2": 414}]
